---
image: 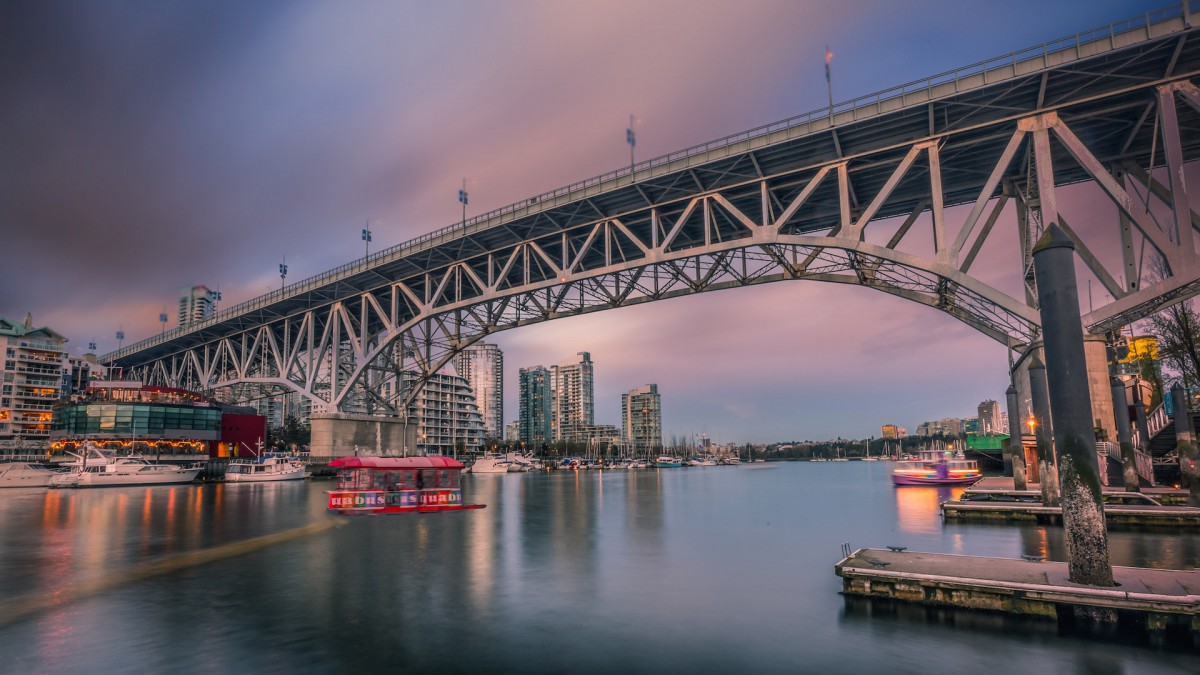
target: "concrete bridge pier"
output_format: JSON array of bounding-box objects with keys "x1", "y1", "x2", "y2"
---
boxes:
[
  {"x1": 1170, "y1": 384, "x2": 1200, "y2": 507},
  {"x1": 1005, "y1": 384, "x2": 1027, "y2": 490},
  {"x1": 310, "y1": 413, "x2": 418, "y2": 458},
  {"x1": 1028, "y1": 355, "x2": 1059, "y2": 507},
  {"x1": 1111, "y1": 377, "x2": 1139, "y2": 493},
  {"x1": 1032, "y1": 223, "x2": 1113, "y2": 588}
]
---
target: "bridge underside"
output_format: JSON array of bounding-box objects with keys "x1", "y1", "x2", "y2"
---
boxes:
[{"x1": 107, "y1": 13, "x2": 1200, "y2": 416}]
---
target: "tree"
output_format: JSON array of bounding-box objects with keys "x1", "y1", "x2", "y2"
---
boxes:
[
  {"x1": 1147, "y1": 299, "x2": 1200, "y2": 389},
  {"x1": 267, "y1": 415, "x2": 310, "y2": 450}
]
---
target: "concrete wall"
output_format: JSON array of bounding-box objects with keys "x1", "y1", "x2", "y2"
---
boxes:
[
  {"x1": 1012, "y1": 336, "x2": 1115, "y2": 448},
  {"x1": 309, "y1": 413, "x2": 418, "y2": 457}
]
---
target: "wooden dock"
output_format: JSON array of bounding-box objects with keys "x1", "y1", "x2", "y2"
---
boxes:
[
  {"x1": 836, "y1": 548, "x2": 1200, "y2": 647},
  {"x1": 942, "y1": 501, "x2": 1200, "y2": 527}
]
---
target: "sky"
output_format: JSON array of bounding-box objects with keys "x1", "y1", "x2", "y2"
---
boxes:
[{"x1": 0, "y1": 0, "x2": 1177, "y2": 442}]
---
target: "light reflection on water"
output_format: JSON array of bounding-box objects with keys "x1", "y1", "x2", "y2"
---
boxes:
[{"x1": 0, "y1": 463, "x2": 1196, "y2": 672}]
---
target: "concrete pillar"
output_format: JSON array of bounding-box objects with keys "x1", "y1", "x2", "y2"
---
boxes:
[
  {"x1": 1133, "y1": 391, "x2": 1150, "y2": 451},
  {"x1": 1006, "y1": 384, "x2": 1027, "y2": 490},
  {"x1": 1170, "y1": 384, "x2": 1200, "y2": 507},
  {"x1": 1111, "y1": 377, "x2": 1139, "y2": 492},
  {"x1": 1011, "y1": 338, "x2": 1115, "y2": 466},
  {"x1": 1033, "y1": 223, "x2": 1113, "y2": 587},
  {"x1": 309, "y1": 412, "x2": 418, "y2": 457},
  {"x1": 1029, "y1": 355, "x2": 1059, "y2": 506}
]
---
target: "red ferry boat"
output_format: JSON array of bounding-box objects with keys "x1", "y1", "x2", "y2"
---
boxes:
[{"x1": 326, "y1": 456, "x2": 486, "y2": 514}]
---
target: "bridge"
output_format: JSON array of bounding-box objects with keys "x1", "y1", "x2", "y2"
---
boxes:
[{"x1": 104, "y1": 4, "x2": 1200, "y2": 450}]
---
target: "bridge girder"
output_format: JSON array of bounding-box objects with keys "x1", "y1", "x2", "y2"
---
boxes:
[{"x1": 115, "y1": 18, "x2": 1200, "y2": 415}]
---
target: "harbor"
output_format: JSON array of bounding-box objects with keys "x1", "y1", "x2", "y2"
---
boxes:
[{"x1": 1, "y1": 462, "x2": 1197, "y2": 672}]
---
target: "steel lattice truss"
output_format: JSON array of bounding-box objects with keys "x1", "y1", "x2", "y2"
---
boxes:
[{"x1": 114, "y1": 17, "x2": 1200, "y2": 416}]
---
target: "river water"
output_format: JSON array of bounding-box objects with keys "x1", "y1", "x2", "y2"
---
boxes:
[{"x1": 0, "y1": 462, "x2": 1196, "y2": 674}]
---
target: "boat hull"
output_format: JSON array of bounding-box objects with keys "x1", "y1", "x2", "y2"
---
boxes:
[
  {"x1": 891, "y1": 473, "x2": 982, "y2": 487},
  {"x1": 52, "y1": 466, "x2": 202, "y2": 488},
  {"x1": 225, "y1": 469, "x2": 305, "y2": 482}
]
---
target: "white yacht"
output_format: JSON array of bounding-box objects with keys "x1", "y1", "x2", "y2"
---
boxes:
[
  {"x1": 49, "y1": 446, "x2": 202, "y2": 488},
  {"x1": 468, "y1": 453, "x2": 512, "y2": 474},
  {"x1": 224, "y1": 454, "x2": 306, "y2": 482},
  {"x1": 0, "y1": 461, "x2": 63, "y2": 488}
]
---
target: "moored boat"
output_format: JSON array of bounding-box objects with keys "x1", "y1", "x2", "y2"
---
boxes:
[
  {"x1": 0, "y1": 461, "x2": 64, "y2": 488},
  {"x1": 655, "y1": 455, "x2": 682, "y2": 468},
  {"x1": 468, "y1": 453, "x2": 512, "y2": 474},
  {"x1": 49, "y1": 446, "x2": 202, "y2": 488},
  {"x1": 225, "y1": 453, "x2": 306, "y2": 482},
  {"x1": 326, "y1": 455, "x2": 485, "y2": 514}
]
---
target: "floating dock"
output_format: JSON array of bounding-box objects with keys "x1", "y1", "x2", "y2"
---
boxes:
[
  {"x1": 942, "y1": 501, "x2": 1200, "y2": 527},
  {"x1": 837, "y1": 548, "x2": 1200, "y2": 647}
]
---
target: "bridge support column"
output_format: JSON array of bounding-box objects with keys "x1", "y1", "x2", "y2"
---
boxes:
[
  {"x1": 1029, "y1": 355, "x2": 1059, "y2": 506},
  {"x1": 1033, "y1": 223, "x2": 1113, "y2": 587},
  {"x1": 1006, "y1": 384, "x2": 1027, "y2": 489},
  {"x1": 310, "y1": 413, "x2": 418, "y2": 458},
  {"x1": 1111, "y1": 377, "x2": 1139, "y2": 492},
  {"x1": 1170, "y1": 384, "x2": 1200, "y2": 507}
]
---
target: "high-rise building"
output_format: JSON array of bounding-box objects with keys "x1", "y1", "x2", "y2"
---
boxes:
[
  {"x1": 621, "y1": 384, "x2": 662, "y2": 453},
  {"x1": 504, "y1": 420, "x2": 520, "y2": 442},
  {"x1": 454, "y1": 343, "x2": 503, "y2": 439},
  {"x1": 518, "y1": 366, "x2": 552, "y2": 445},
  {"x1": 401, "y1": 370, "x2": 485, "y2": 456},
  {"x1": 977, "y1": 399, "x2": 1002, "y2": 434},
  {"x1": 0, "y1": 314, "x2": 67, "y2": 450},
  {"x1": 553, "y1": 352, "x2": 594, "y2": 441},
  {"x1": 178, "y1": 285, "x2": 216, "y2": 328}
]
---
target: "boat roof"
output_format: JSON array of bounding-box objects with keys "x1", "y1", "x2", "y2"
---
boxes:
[{"x1": 329, "y1": 456, "x2": 465, "y2": 470}]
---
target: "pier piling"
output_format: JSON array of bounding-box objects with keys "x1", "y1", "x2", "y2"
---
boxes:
[
  {"x1": 1006, "y1": 384, "x2": 1027, "y2": 489},
  {"x1": 1032, "y1": 223, "x2": 1114, "y2": 588},
  {"x1": 1029, "y1": 355, "x2": 1059, "y2": 507},
  {"x1": 1111, "y1": 377, "x2": 1139, "y2": 493}
]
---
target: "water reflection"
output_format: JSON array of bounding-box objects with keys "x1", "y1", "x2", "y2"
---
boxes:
[
  {"x1": 894, "y1": 486, "x2": 964, "y2": 534},
  {"x1": 0, "y1": 465, "x2": 1196, "y2": 672}
]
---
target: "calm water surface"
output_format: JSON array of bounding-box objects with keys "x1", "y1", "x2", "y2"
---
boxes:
[{"x1": 0, "y1": 462, "x2": 1197, "y2": 674}]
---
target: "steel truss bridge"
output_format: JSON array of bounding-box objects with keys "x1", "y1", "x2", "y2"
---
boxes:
[{"x1": 106, "y1": 4, "x2": 1200, "y2": 416}]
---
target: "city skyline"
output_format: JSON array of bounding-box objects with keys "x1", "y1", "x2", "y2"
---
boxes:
[{"x1": 0, "y1": 0, "x2": 1176, "y2": 442}]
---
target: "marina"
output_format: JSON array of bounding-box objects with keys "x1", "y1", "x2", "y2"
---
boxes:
[{"x1": 0, "y1": 462, "x2": 1197, "y2": 672}]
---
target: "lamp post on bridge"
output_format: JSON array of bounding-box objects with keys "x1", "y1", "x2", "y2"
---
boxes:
[
  {"x1": 279, "y1": 258, "x2": 288, "y2": 290},
  {"x1": 458, "y1": 180, "x2": 468, "y2": 230},
  {"x1": 362, "y1": 221, "x2": 372, "y2": 259},
  {"x1": 626, "y1": 115, "x2": 636, "y2": 178}
]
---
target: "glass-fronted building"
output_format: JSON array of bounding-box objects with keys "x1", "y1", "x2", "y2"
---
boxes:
[{"x1": 51, "y1": 383, "x2": 229, "y2": 456}]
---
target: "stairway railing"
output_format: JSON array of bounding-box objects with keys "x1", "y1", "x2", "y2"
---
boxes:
[{"x1": 1101, "y1": 440, "x2": 1156, "y2": 487}]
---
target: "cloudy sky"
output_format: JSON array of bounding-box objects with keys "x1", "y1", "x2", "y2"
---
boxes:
[{"x1": 0, "y1": 0, "x2": 1172, "y2": 441}]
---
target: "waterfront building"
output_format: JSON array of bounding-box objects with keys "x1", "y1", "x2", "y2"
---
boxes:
[
  {"x1": 553, "y1": 352, "x2": 594, "y2": 441},
  {"x1": 178, "y1": 285, "x2": 216, "y2": 328},
  {"x1": 63, "y1": 353, "x2": 107, "y2": 397},
  {"x1": 453, "y1": 343, "x2": 504, "y2": 439},
  {"x1": 504, "y1": 420, "x2": 520, "y2": 442},
  {"x1": 621, "y1": 384, "x2": 662, "y2": 454},
  {"x1": 518, "y1": 366, "x2": 552, "y2": 445},
  {"x1": 977, "y1": 399, "x2": 1003, "y2": 434},
  {"x1": 401, "y1": 370, "x2": 484, "y2": 456},
  {"x1": 50, "y1": 381, "x2": 265, "y2": 458},
  {"x1": 881, "y1": 424, "x2": 900, "y2": 439},
  {"x1": 0, "y1": 315, "x2": 67, "y2": 451},
  {"x1": 916, "y1": 418, "x2": 964, "y2": 437}
]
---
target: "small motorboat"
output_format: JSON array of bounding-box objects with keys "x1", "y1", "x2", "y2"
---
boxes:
[{"x1": 655, "y1": 456, "x2": 682, "y2": 468}]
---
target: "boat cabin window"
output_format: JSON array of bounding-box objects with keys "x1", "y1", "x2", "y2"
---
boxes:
[{"x1": 397, "y1": 471, "x2": 417, "y2": 489}]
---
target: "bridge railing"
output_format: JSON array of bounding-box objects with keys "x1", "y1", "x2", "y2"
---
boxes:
[{"x1": 102, "y1": 2, "x2": 1198, "y2": 364}]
